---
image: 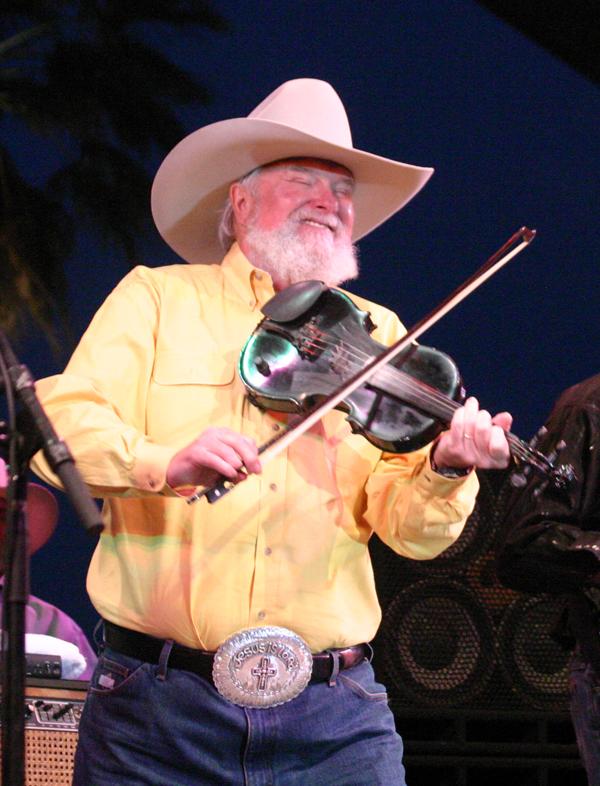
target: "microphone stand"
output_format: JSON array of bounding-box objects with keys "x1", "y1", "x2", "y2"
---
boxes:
[
  {"x1": 1, "y1": 442, "x2": 32, "y2": 786},
  {"x1": 0, "y1": 331, "x2": 103, "y2": 786}
]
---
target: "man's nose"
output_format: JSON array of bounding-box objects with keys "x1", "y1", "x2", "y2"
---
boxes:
[{"x1": 309, "y1": 180, "x2": 338, "y2": 212}]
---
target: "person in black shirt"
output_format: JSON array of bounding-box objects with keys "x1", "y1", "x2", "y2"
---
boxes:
[{"x1": 497, "y1": 373, "x2": 600, "y2": 785}]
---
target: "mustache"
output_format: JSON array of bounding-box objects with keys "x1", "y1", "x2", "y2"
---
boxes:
[{"x1": 292, "y1": 210, "x2": 340, "y2": 233}]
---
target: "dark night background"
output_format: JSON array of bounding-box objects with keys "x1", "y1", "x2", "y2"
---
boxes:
[{"x1": 8, "y1": 1, "x2": 599, "y2": 672}]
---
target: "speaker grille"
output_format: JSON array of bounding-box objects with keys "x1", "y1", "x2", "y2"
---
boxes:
[
  {"x1": 21, "y1": 730, "x2": 79, "y2": 786},
  {"x1": 0, "y1": 681, "x2": 85, "y2": 785},
  {"x1": 497, "y1": 595, "x2": 570, "y2": 709},
  {"x1": 371, "y1": 469, "x2": 570, "y2": 712},
  {"x1": 378, "y1": 578, "x2": 496, "y2": 706}
]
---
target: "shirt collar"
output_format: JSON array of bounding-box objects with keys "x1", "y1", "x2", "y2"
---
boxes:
[{"x1": 220, "y1": 243, "x2": 276, "y2": 310}]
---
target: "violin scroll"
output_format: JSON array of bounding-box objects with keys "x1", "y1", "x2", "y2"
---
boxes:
[{"x1": 510, "y1": 427, "x2": 576, "y2": 494}]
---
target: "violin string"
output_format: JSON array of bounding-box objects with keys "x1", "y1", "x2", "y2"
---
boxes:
[
  {"x1": 299, "y1": 331, "x2": 462, "y2": 418},
  {"x1": 287, "y1": 329, "x2": 543, "y2": 467},
  {"x1": 326, "y1": 334, "x2": 540, "y2": 464},
  {"x1": 323, "y1": 333, "x2": 541, "y2": 465}
]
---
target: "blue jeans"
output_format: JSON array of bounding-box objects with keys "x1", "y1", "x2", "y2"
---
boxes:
[
  {"x1": 569, "y1": 651, "x2": 600, "y2": 786},
  {"x1": 74, "y1": 644, "x2": 406, "y2": 785}
]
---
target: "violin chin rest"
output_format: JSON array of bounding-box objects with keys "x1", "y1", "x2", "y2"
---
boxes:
[{"x1": 261, "y1": 280, "x2": 328, "y2": 323}]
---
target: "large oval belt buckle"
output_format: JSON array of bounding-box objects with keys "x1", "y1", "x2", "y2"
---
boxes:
[{"x1": 212, "y1": 626, "x2": 313, "y2": 708}]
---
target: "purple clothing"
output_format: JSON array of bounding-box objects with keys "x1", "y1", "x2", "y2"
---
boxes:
[
  {"x1": 1, "y1": 582, "x2": 97, "y2": 680},
  {"x1": 25, "y1": 593, "x2": 98, "y2": 680}
]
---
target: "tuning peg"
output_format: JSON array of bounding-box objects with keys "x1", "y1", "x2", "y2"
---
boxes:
[
  {"x1": 529, "y1": 426, "x2": 548, "y2": 450},
  {"x1": 509, "y1": 466, "x2": 531, "y2": 488}
]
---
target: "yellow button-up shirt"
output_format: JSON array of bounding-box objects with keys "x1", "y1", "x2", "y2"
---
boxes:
[{"x1": 32, "y1": 245, "x2": 478, "y2": 652}]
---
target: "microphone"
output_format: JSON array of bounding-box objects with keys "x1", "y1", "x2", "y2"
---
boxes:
[{"x1": 0, "y1": 331, "x2": 103, "y2": 535}]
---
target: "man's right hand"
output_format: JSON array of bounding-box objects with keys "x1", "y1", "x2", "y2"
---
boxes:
[{"x1": 166, "y1": 427, "x2": 261, "y2": 490}]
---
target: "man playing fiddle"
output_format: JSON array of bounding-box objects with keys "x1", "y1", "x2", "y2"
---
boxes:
[{"x1": 31, "y1": 79, "x2": 511, "y2": 785}]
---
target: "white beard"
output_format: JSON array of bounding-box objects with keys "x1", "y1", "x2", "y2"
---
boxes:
[{"x1": 243, "y1": 216, "x2": 359, "y2": 290}]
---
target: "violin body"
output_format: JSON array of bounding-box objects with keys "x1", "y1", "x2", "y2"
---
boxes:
[{"x1": 239, "y1": 282, "x2": 465, "y2": 453}]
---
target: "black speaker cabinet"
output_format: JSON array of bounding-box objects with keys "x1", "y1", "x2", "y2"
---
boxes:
[
  {"x1": 370, "y1": 469, "x2": 571, "y2": 712},
  {"x1": 1, "y1": 679, "x2": 86, "y2": 786},
  {"x1": 369, "y1": 469, "x2": 586, "y2": 782}
]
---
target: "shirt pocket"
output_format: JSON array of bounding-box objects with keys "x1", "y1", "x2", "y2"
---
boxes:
[
  {"x1": 148, "y1": 351, "x2": 237, "y2": 443},
  {"x1": 152, "y1": 350, "x2": 236, "y2": 386}
]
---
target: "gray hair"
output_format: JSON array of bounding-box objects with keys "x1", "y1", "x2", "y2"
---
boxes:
[{"x1": 217, "y1": 167, "x2": 263, "y2": 251}]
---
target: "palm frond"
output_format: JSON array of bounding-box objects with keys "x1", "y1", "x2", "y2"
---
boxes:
[
  {"x1": 91, "y1": 1, "x2": 230, "y2": 33},
  {"x1": 0, "y1": 24, "x2": 51, "y2": 60},
  {"x1": 0, "y1": 145, "x2": 73, "y2": 353},
  {"x1": 49, "y1": 142, "x2": 152, "y2": 262},
  {"x1": 0, "y1": 0, "x2": 231, "y2": 349}
]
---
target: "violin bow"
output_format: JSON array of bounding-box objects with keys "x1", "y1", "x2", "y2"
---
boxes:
[{"x1": 188, "y1": 226, "x2": 535, "y2": 504}]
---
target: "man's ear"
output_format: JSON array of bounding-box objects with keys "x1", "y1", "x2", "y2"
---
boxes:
[{"x1": 230, "y1": 182, "x2": 252, "y2": 227}]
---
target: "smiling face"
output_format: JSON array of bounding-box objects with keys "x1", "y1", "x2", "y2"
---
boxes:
[{"x1": 231, "y1": 158, "x2": 359, "y2": 290}]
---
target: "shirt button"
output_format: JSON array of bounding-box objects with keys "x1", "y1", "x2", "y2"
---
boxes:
[
  {"x1": 255, "y1": 272, "x2": 263, "y2": 281},
  {"x1": 269, "y1": 483, "x2": 277, "y2": 492},
  {"x1": 248, "y1": 300, "x2": 255, "y2": 308},
  {"x1": 257, "y1": 611, "x2": 266, "y2": 620},
  {"x1": 272, "y1": 423, "x2": 280, "y2": 432},
  {"x1": 264, "y1": 547, "x2": 272, "y2": 556}
]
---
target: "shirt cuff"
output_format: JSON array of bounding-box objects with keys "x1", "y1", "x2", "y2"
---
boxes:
[
  {"x1": 129, "y1": 441, "x2": 179, "y2": 493},
  {"x1": 427, "y1": 453, "x2": 474, "y2": 481}
]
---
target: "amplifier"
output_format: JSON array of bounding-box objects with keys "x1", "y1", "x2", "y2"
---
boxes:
[
  {"x1": 26, "y1": 654, "x2": 62, "y2": 680},
  {"x1": 0, "y1": 679, "x2": 87, "y2": 786}
]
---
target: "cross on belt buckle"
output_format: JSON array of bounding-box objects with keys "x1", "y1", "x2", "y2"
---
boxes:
[
  {"x1": 212, "y1": 626, "x2": 313, "y2": 708},
  {"x1": 252, "y1": 656, "x2": 277, "y2": 690}
]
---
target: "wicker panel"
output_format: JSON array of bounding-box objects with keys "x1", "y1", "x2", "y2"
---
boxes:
[{"x1": 0, "y1": 682, "x2": 85, "y2": 785}]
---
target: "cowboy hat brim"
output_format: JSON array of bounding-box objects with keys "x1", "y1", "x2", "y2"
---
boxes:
[
  {"x1": 0, "y1": 483, "x2": 58, "y2": 555},
  {"x1": 151, "y1": 117, "x2": 434, "y2": 265}
]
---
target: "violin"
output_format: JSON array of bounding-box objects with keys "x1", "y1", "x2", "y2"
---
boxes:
[
  {"x1": 240, "y1": 280, "x2": 462, "y2": 453},
  {"x1": 238, "y1": 280, "x2": 571, "y2": 485},
  {"x1": 188, "y1": 227, "x2": 574, "y2": 505}
]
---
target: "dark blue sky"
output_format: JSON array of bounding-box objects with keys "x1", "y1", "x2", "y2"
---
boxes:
[{"x1": 18, "y1": 0, "x2": 599, "y2": 642}]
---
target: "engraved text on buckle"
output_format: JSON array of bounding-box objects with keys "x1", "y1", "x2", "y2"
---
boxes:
[{"x1": 212, "y1": 626, "x2": 313, "y2": 708}]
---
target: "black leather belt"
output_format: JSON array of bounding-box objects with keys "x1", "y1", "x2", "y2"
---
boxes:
[{"x1": 103, "y1": 620, "x2": 369, "y2": 685}]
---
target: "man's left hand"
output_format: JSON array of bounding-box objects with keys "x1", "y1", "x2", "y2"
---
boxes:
[{"x1": 431, "y1": 396, "x2": 512, "y2": 471}]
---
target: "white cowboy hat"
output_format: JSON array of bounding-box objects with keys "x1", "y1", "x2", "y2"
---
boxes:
[{"x1": 151, "y1": 78, "x2": 434, "y2": 264}]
